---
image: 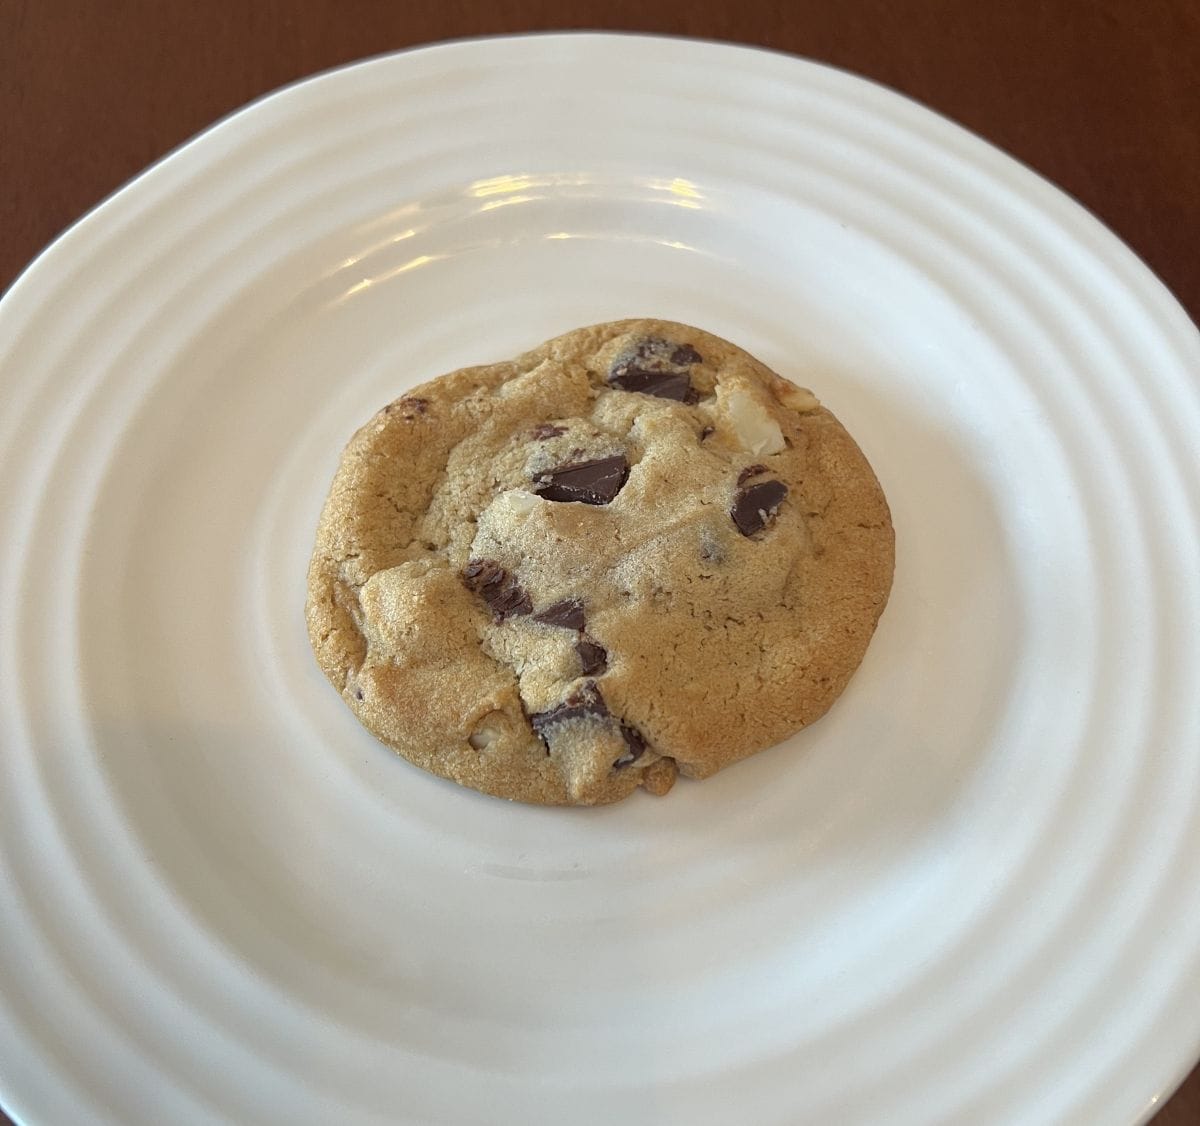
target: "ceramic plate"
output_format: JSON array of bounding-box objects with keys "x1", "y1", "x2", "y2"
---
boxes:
[{"x1": 2, "y1": 34, "x2": 1199, "y2": 1126}]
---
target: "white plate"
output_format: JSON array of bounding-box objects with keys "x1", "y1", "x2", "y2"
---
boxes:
[{"x1": 2, "y1": 33, "x2": 1199, "y2": 1126}]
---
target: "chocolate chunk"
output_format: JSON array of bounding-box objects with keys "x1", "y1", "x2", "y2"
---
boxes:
[
  {"x1": 532, "y1": 423, "x2": 566, "y2": 440},
  {"x1": 533, "y1": 599, "x2": 586, "y2": 631},
  {"x1": 737, "y1": 464, "x2": 769, "y2": 485},
  {"x1": 530, "y1": 681, "x2": 609, "y2": 735},
  {"x1": 462, "y1": 558, "x2": 533, "y2": 620},
  {"x1": 533, "y1": 681, "x2": 645, "y2": 766},
  {"x1": 575, "y1": 637, "x2": 608, "y2": 676},
  {"x1": 730, "y1": 479, "x2": 789, "y2": 537},
  {"x1": 614, "y1": 724, "x2": 647, "y2": 768},
  {"x1": 533, "y1": 455, "x2": 629, "y2": 505},
  {"x1": 607, "y1": 336, "x2": 701, "y2": 403},
  {"x1": 625, "y1": 336, "x2": 700, "y2": 367},
  {"x1": 671, "y1": 343, "x2": 703, "y2": 366},
  {"x1": 608, "y1": 366, "x2": 698, "y2": 403}
]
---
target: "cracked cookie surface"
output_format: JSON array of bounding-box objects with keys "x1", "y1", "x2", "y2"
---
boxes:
[{"x1": 305, "y1": 319, "x2": 894, "y2": 805}]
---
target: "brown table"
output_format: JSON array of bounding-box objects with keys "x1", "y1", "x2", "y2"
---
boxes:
[{"x1": 2, "y1": 2, "x2": 1197, "y2": 1123}]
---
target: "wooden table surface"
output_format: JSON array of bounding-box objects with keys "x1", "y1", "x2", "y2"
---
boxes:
[{"x1": 2, "y1": 2, "x2": 1197, "y2": 1123}]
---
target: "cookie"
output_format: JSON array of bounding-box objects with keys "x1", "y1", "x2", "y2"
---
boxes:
[{"x1": 306, "y1": 319, "x2": 894, "y2": 805}]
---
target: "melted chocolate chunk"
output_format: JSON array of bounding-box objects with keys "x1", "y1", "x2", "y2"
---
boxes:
[
  {"x1": 533, "y1": 681, "x2": 646, "y2": 767},
  {"x1": 533, "y1": 599, "x2": 586, "y2": 631},
  {"x1": 532, "y1": 423, "x2": 566, "y2": 440},
  {"x1": 462, "y1": 559, "x2": 532, "y2": 620},
  {"x1": 575, "y1": 637, "x2": 608, "y2": 676},
  {"x1": 608, "y1": 367, "x2": 697, "y2": 402},
  {"x1": 730, "y1": 479, "x2": 789, "y2": 537},
  {"x1": 614, "y1": 724, "x2": 647, "y2": 768},
  {"x1": 607, "y1": 336, "x2": 703, "y2": 403},
  {"x1": 530, "y1": 681, "x2": 609, "y2": 735},
  {"x1": 534, "y1": 455, "x2": 629, "y2": 505},
  {"x1": 623, "y1": 336, "x2": 701, "y2": 367},
  {"x1": 737, "y1": 464, "x2": 769, "y2": 485}
]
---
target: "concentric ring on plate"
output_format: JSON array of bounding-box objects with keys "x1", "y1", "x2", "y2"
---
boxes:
[{"x1": 1, "y1": 34, "x2": 1198, "y2": 1126}]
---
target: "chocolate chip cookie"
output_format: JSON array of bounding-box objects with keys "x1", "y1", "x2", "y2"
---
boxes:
[{"x1": 306, "y1": 319, "x2": 894, "y2": 805}]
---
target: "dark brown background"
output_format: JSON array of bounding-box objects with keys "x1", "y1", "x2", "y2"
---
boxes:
[{"x1": 2, "y1": 1, "x2": 1197, "y2": 1123}]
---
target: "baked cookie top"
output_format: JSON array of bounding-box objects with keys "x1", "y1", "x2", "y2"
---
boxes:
[{"x1": 306, "y1": 319, "x2": 894, "y2": 805}]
